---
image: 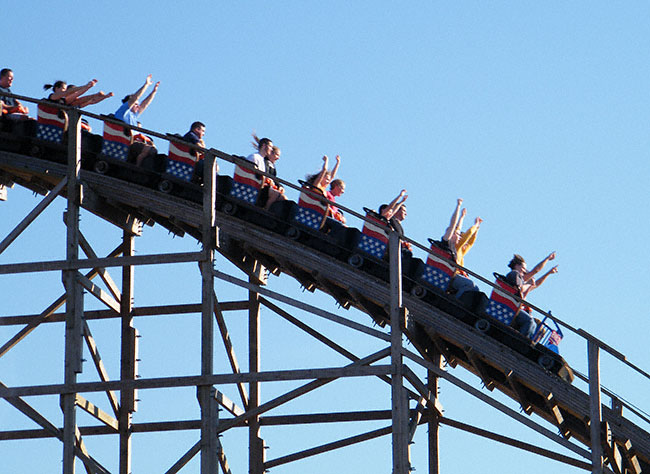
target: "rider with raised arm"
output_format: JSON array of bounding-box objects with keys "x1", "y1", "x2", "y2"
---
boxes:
[{"x1": 505, "y1": 252, "x2": 559, "y2": 338}]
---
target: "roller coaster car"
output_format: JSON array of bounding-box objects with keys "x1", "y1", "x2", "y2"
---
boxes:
[
  {"x1": 156, "y1": 134, "x2": 201, "y2": 201},
  {"x1": 282, "y1": 182, "x2": 353, "y2": 259},
  {"x1": 408, "y1": 238, "x2": 456, "y2": 302},
  {"x1": 94, "y1": 116, "x2": 161, "y2": 187},
  {"x1": 0, "y1": 116, "x2": 36, "y2": 154},
  {"x1": 345, "y1": 208, "x2": 391, "y2": 280}
]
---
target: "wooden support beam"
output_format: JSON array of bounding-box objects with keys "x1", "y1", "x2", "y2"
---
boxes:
[
  {"x1": 248, "y1": 263, "x2": 265, "y2": 474},
  {"x1": 80, "y1": 185, "x2": 143, "y2": 235},
  {"x1": 402, "y1": 348, "x2": 592, "y2": 460},
  {"x1": 505, "y1": 371, "x2": 533, "y2": 415},
  {"x1": 438, "y1": 417, "x2": 592, "y2": 471},
  {"x1": 78, "y1": 232, "x2": 121, "y2": 303},
  {"x1": 74, "y1": 427, "x2": 94, "y2": 474},
  {"x1": 213, "y1": 293, "x2": 249, "y2": 410},
  {"x1": 165, "y1": 348, "x2": 393, "y2": 469},
  {"x1": 310, "y1": 271, "x2": 353, "y2": 309},
  {"x1": 63, "y1": 110, "x2": 83, "y2": 474},
  {"x1": 464, "y1": 346, "x2": 496, "y2": 391},
  {"x1": 213, "y1": 268, "x2": 390, "y2": 342},
  {"x1": 119, "y1": 232, "x2": 135, "y2": 474},
  {"x1": 0, "y1": 244, "x2": 123, "y2": 356},
  {"x1": 599, "y1": 422, "x2": 623, "y2": 474},
  {"x1": 78, "y1": 273, "x2": 121, "y2": 313},
  {"x1": 423, "y1": 329, "x2": 458, "y2": 368},
  {"x1": 218, "y1": 450, "x2": 233, "y2": 474},
  {"x1": 214, "y1": 389, "x2": 245, "y2": 417},
  {"x1": 621, "y1": 439, "x2": 642, "y2": 474},
  {"x1": 403, "y1": 367, "x2": 444, "y2": 417},
  {"x1": 544, "y1": 392, "x2": 571, "y2": 439},
  {"x1": 74, "y1": 394, "x2": 119, "y2": 431},
  {"x1": 0, "y1": 175, "x2": 67, "y2": 256},
  {"x1": 264, "y1": 424, "x2": 393, "y2": 469},
  {"x1": 0, "y1": 300, "x2": 249, "y2": 326},
  {"x1": 82, "y1": 321, "x2": 120, "y2": 418}
]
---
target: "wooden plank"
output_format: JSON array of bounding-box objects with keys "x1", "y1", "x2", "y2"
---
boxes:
[
  {"x1": 0, "y1": 364, "x2": 393, "y2": 398},
  {"x1": 506, "y1": 371, "x2": 533, "y2": 415},
  {"x1": 544, "y1": 392, "x2": 571, "y2": 439},
  {"x1": 0, "y1": 300, "x2": 249, "y2": 326},
  {"x1": 424, "y1": 330, "x2": 458, "y2": 368},
  {"x1": 213, "y1": 293, "x2": 249, "y2": 409},
  {"x1": 439, "y1": 417, "x2": 592, "y2": 471},
  {"x1": 74, "y1": 395, "x2": 119, "y2": 431},
  {"x1": 264, "y1": 424, "x2": 393, "y2": 469},
  {"x1": 402, "y1": 349, "x2": 592, "y2": 460},
  {"x1": 83, "y1": 321, "x2": 120, "y2": 418},
  {"x1": 600, "y1": 422, "x2": 623, "y2": 474},
  {"x1": 80, "y1": 185, "x2": 143, "y2": 235},
  {"x1": 0, "y1": 251, "x2": 203, "y2": 275},
  {"x1": 464, "y1": 347, "x2": 496, "y2": 391},
  {"x1": 78, "y1": 273, "x2": 121, "y2": 313},
  {"x1": 622, "y1": 439, "x2": 642, "y2": 474},
  {"x1": 214, "y1": 390, "x2": 244, "y2": 417},
  {"x1": 78, "y1": 232, "x2": 121, "y2": 302}
]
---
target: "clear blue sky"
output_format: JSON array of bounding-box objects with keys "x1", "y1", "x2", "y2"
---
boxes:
[{"x1": 1, "y1": 2, "x2": 649, "y2": 473}]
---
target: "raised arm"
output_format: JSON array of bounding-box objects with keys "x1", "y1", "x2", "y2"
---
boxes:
[
  {"x1": 381, "y1": 189, "x2": 408, "y2": 220},
  {"x1": 329, "y1": 155, "x2": 341, "y2": 181},
  {"x1": 442, "y1": 198, "x2": 463, "y2": 241},
  {"x1": 524, "y1": 251, "x2": 556, "y2": 281},
  {"x1": 530, "y1": 265, "x2": 558, "y2": 291},
  {"x1": 127, "y1": 74, "x2": 154, "y2": 108},
  {"x1": 312, "y1": 155, "x2": 329, "y2": 189},
  {"x1": 61, "y1": 79, "x2": 97, "y2": 103},
  {"x1": 138, "y1": 81, "x2": 159, "y2": 114},
  {"x1": 456, "y1": 216, "x2": 482, "y2": 251}
]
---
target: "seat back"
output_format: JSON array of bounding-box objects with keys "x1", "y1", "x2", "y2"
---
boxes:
[
  {"x1": 36, "y1": 103, "x2": 68, "y2": 143},
  {"x1": 166, "y1": 140, "x2": 198, "y2": 181},
  {"x1": 420, "y1": 242, "x2": 455, "y2": 291},
  {"x1": 101, "y1": 120, "x2": 132, "y2": 161},
  {"x1": 293, "y1": 186, "x2": 329, "y2": 230},
  {"x1": 486, "y1": 275, "x2": 521, "y2": 325},
  {"x1": 230, "y1": 162, "x2": 263, "y2": 204},
  {"x1": 357, "y1": 210, "x2": 389, "y2": 259},
  {"x1": 533, "y1": 316, "x2": 563, "y2": 353}
]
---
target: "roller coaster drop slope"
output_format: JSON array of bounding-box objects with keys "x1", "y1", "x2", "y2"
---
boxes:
[{"x1": 0, "y1": 98, "x2": 649, "y2": 474}]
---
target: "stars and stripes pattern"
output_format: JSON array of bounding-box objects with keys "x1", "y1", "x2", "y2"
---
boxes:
[
  {"x1": 166, "y1": 141, "x2": 197, "y2": 181},
  {"x1": 486, "y1": 279, "x2": 520, "y2": 325},
  {"x1": 421, "y1": 265, "x2": 452, "y2": 290},
  {"x1": 358, "y1": 233, "x2": 387, "y2": 258},
  {"x1": 357, "y1": 213, "x2": 389, "y2": 259},
  {"x1": 294, "y1": 187, "x2": 328, "y2": 230},
  {"x1": 101, "y1": 121, "x2": 132, "y2": 161},
  {"x1": 230, "y1": 164, "x2": 262, "y2": 203},
  {"x1": 36, "y1": 104, "x2": 66, "y2": 144},
  {"x1": 533, "y1": 318, "x2": 563, "y2": 352}
]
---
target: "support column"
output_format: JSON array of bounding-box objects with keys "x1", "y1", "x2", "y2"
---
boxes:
[
  {"x1": 389, "y1": 231, "x2": 409, "y2": 474},
  {"x1": 119, "y1": 232, "x2": 135, "y2": 474},
  {"x1": 249, "y1": 265, "x2": 263, "y2": 474},
  {"x1": 428, "y1": 350, "x2": 442, "y2": 474},
  {"x1": 62, "y1": 109, "x2": 83, "y2": 474},
  {"x1": 199, "y1": 152, "x2": 218, "y2": 473},
  {"x1": 588, "y1": 340, "x2": 603, "y2": 474}
]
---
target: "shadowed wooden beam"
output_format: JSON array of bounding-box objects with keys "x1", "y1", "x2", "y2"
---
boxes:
[
  {"x1": 83, "y1": 321, "x2": 120, "y2": 418},
  {"x1": 464, "y1": 347, "x2": 495, "y2": 391},
  {"x1": 213, "y1": 293, "x2": 249, "y2": 410},
  {"x1": 506, "y1": 371, "x2": 533, "y2": 415},
  {"x1": 78, "y1": 273, "x2": 121, "y2": 313}
]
